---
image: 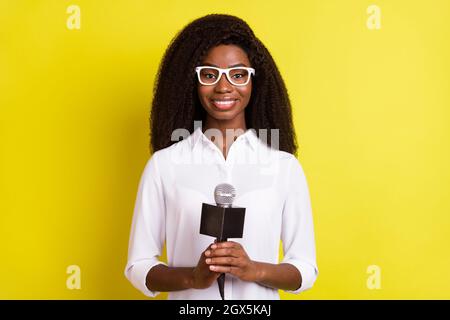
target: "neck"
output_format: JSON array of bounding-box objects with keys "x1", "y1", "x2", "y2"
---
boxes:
[
  {"x1": 204, "y1": 114, "x2": 246, "y2": 133},
  {"x1": 203, "y1": 115, "x2": 247, "y2": 156}
]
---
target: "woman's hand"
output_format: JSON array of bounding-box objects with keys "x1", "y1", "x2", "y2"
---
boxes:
[
  {"x1": 191, "y1": 244, "x2": 221, "y2": 289},
  {"x1": 204, "y1": 241, "x2": 261, "y2": 282}
]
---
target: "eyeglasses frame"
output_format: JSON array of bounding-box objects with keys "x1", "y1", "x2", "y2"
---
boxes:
[{"x1": 195, "y1": 66, "x2": 255, "y2": 86}]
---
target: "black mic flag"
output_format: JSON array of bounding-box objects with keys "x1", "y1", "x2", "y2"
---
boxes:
[{"x1": 200, "y1": 183, "x2": 246, "y2": 300}]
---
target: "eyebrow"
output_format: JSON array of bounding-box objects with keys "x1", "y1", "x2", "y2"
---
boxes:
[{"x1": 202, "y1": 62, "x2": 249, "y2": 68}]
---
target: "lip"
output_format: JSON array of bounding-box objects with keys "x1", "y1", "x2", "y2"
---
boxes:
[{"x1": 210, "y1": 98, "x2": 238, "y2": 111}]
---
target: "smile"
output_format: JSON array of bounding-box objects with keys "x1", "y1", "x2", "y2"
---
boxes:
[{"x1": 211, "y1": 99, "x2": 238, "y2": 110}]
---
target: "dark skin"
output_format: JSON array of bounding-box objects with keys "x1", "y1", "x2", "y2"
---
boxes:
[
  {"x1": 197, "y1": 44, "x2": 251, "y2": 160},
  {"x1": 146, "y1": 44, "x2": 302, "y2": 293}
]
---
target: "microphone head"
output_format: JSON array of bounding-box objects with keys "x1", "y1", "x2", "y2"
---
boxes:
[{"x1": 214, "y1": 183, "x2": 236, "y2": 207}]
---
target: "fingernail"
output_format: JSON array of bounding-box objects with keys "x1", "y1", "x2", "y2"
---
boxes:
[
  {"x1": 205, "y1": 258, "x2": 211, "y2": 264},
  {"x1": 211, "y1": 244, "x2": 217, "y2": 249},
  {"x1": 209, "y1": 266, "x2": 215, "y2": 271},
  {"x1": 205, "y1": 250, "x2": 210, "y2": 256}
]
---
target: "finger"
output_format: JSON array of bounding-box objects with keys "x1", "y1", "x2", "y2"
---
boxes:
[
  {"x1": 203, "y1": 243, "x2": 219, "y2": 257},
  {"x1": 211, "y1": 241, "x2": 240, "y2": 250},
  {"x1": 207, "y1": 248, "x2": 241, "y2": 258},
  {"x1": 203, "y1": 243, "x2": 214, "y2": 253},
  {"x1": 205, "y1": 257, "x2": 239, "y2": 266},
  {"x1": 209, "y1": 242, "x2": 218, "y2": 249},
  {"x1": 209, "y1": 265, "x2": 240, "y2": 276}
]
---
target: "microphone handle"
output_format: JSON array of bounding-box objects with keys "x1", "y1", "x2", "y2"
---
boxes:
[
  {"x1": 217, "y1": 274, "x2": 225, "y2": 300},
  {"x1": 216, "y1": 237, "x2": 227, "y2": 300}
]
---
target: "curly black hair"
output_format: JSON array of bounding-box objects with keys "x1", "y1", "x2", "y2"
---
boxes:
[{"x1": 150, "y1": 14, "x2": 298, "y2": 156}]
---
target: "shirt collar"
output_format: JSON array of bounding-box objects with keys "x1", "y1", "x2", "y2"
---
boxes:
[{"x1": 190, "y1": 127, "x2": 258, "y2": 152}]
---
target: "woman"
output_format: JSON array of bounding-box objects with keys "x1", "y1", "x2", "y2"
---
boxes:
[{"x1": 125, "y1": 14, "x2": 318, "y2": 300}]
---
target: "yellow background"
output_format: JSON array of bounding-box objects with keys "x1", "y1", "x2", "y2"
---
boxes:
[{"x1": 1, "y1": 0, "x2": 449, "y2": 299}]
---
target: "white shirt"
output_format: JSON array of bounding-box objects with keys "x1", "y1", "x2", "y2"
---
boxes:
[{"x1": 125, "y1": 127, "x2": 318, "y2": 299}]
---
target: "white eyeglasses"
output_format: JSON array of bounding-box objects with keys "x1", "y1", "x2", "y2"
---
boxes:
[{"x1": 195, "y1": 66, "x2": 255, "y2": 86}]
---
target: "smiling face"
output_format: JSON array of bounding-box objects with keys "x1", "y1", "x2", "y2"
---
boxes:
[{"x1": 197, "y1": 44, "x2": 253, "y2": 128}]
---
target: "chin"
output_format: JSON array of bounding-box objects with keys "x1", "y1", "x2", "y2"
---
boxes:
[
  {"x1": 209, "y1": 113, "x2": 236, "y2": 121},
  {"x1": 210, "y1": 107, "x2": 241, "y2": 117}
]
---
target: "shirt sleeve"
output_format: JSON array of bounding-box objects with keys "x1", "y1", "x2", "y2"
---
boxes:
[
  {"x1": 124, "y1": 151, "x2": 167, "y2": 298},
  {"x1": 281, "y1": 155, "x2": 319, "y2": 294}
]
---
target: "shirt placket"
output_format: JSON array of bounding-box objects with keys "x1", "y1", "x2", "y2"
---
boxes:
[{"x1": 204, "y1": 138, "x2": 239, "y2": 183}]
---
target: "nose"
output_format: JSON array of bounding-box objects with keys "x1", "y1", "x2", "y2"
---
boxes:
[{"x1": 214, "y1": 73, "x2": 233, "y2": 93}]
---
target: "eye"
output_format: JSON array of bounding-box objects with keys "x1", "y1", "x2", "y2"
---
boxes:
[
  {"x1": 232, "y1": 73, "x2": 244, "y2": 79},
  {"x1": 200, "y1": 70, "x2": 217, "y2": 79}
]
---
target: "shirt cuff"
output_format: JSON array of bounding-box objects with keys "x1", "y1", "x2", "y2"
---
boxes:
[
  {"x1": 125, "y1": 259, "x2": 167, "y2": 298},
  {"x1": 281, "y1": 259, "x2": 318, "y2": 294}
]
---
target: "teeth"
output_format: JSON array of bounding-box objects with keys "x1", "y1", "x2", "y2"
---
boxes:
[{"x1": 214, "y1": 100, "x2": 235, "y2": 105}]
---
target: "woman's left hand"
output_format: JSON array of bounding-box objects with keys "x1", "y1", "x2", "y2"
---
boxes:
[{"x1": 204, "y1": 241, "x2": 260, "y2": 282}]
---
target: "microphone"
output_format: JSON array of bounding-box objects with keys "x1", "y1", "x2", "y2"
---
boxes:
[
  {"x1": 214, "y1": 183, "x2": 235, "y2": 300},
  {"x1": 200, "y1": 183, "x2": 246, "y2": 300}
]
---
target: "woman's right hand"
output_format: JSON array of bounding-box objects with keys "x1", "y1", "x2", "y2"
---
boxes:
[{"x1": 191, "y1": 243, "x2": 220, "y2": 289}]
